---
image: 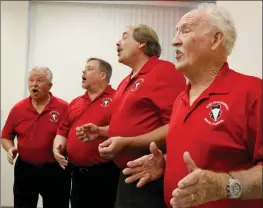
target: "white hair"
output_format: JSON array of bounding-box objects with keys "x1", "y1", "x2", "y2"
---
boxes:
[
  {"x1": 197, "y1": 3, "x2": 237, "y2": 56},
  {"x1": 30, "y1": 66, "x2": 53, "y2": 83}
]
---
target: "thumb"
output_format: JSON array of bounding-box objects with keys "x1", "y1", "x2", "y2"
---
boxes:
[
  {"x1": 149, "y1": 142, "x2": 162, "y2": 157},
  {"x1": 99, "y1": 138, "x2": 111, "y2": 148},
  {"x1": 183, "y1": 151, "x2": 197, "y2": 172},
  {"x1": 83, "y1": 123, "x2": 92, "y2": 129}
]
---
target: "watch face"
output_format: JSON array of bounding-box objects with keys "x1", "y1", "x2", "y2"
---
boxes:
[{"x1": 230, "y1": 181, "x2": 242, "y2": 198}]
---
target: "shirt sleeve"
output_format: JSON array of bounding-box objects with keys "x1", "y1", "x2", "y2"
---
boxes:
[
  {"x1": 247, "y1": 95, "x2": 262, "y2": 165},
  {"x1": 150, "y1": 62, "x2": 186, "y2": 124},
  {"x1": 56, "y1": 107, "x2": 70, "y2": 138},
  {"x1": 1, "y1": 107, "x2": 17, "y2": 140}
]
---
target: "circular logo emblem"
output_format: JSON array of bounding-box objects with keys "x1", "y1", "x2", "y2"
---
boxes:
[{"x1": 101, "y1": 98, "x2": 112, "y2": 107}]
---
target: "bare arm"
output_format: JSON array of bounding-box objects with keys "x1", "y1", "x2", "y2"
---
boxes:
[
  {"x1": 53, "y1": 134, "x2": 68, "y2": 169},
  {"x1": 126, "y1": 124, "x2": 168, "y2": 149},
  {"x1": 219, "y1": 165, "x2": 262, "y2": 200},
  {"x1": 53, "y1": 134, "x2": 67, "y2": 150},
  {"x1": 98, "y1": 125, "x2": 109, "y2": 138},
  {"x1": 1, "y1": 139, "x2": 15, "y2": 152}
]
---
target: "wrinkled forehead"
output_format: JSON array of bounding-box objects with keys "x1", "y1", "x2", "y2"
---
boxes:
[
  {"x1": 29, "y1": 71, "x2": 47, "y2": 78},
  {"x1": 176, "y1": 9, "x2": 209, "y2": 29}
]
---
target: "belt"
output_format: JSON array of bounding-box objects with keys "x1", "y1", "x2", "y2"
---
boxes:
[{"x1": 72, "y1": 161, "x2": 117, "y2": 174}]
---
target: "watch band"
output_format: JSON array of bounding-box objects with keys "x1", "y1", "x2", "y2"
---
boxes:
[{"x1": 226, "y1": 172, "x2": 242, "y2": 199}]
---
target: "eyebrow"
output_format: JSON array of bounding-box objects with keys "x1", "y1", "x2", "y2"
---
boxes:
[
  {"x1": 122, "y1": 32, "x2": 128, "y2": 37},
  {"x1": 176, "y1": 23, "x2": 194, "y2": 30}
]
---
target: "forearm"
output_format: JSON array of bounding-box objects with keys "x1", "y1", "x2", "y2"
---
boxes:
[
  {"x1": 127, "y1": 124, "x2": 168, "y2": 149},
  {"x1": 232, "y1": 165, "x2": 262, "y2": 199},
  {"x1": 1, "y1": 139, "x2": 15, "y2": 152},
  {"x1": 218, "y1": 165, "x2": 262, "y2": 200},
  {"x1": 98, "y1": 125, "x2": 109, "y2": 137},
  {"x1": 53, "y1": 135, "x2": 67, "y2": 149}
]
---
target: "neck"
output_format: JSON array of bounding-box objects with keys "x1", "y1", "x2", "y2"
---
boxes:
[
  {"x1": 32, "y1": 94, "x2": 50, "y2": 106},
  {"x1": 127, "y1": 54, "x2": 150, "y2": 77},
  {"x1": 188, "y1": 61, "x2": 225, "y2": 93},
  {"x1": 86, "y1": 82, "x2": 108, "y2": 98}
]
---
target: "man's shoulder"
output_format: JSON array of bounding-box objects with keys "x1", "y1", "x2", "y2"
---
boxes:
[
  {"x1": 231, "y1": 70, "x2": 262, "y2": 92},
  {"x1": 13, "y1": 97, "x2": 30, "y2": 109},
  {"x1": 51, "y1": 96, "x2": 69, "y2": 107}
]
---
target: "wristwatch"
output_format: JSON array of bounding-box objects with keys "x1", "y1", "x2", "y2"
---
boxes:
[{"x1": 226, "y1": 172, "x2": 242, "y2": 199}]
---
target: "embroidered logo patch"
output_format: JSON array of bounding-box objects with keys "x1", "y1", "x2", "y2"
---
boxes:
[
  {"x1": 49, "y1": 111, "x2": 59, "y2": 122},
  {"x1": 204, "y1": 101, "x2": 229, "y2": 125},
  {"x1": 101, "y1": 98, "x2": 112, "y2": 107},
  {"x1": 132, "y1": 78, "x2": 144, "y2": 91}
]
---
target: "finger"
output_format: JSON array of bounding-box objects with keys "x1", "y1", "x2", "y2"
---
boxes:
[
  {"x1": 59, "y1": 160, "x2": 68, "y2": 167},
  {"x1": 170, "y1": 193, "x2": 197, "y2": 208},
  {"x1": 178, "y1": 169, "x2": 202, "y2": 189},
  {"x1": 149, "y1": 142, "x2": 162, "y2": 156},
  {"x1": 137, "y1": 175, "x2": 151, "y2": 188},
  {"x1": 8, "y1": 151, "x2": 13, "y2": 159},
  {"x1": 8, "y1": 157, "x2": 13, "y2": 165},
  {"x1": 76, "y1": 126, "x2": 83, "y2": 132},
  {"x1": 124, "y1": 171, "x2": 144, "y2": 184},
  {"x1": 55, "y1": 152, "x2": 66, "y2": 160},
  {"x1": 123, "y1": 166, "x2": 143, "y2": 175},
  {"x1": 59, "y1": 163, "x2": 66, "y2": 169},
  {"x1": 82, "y1": 138, "x2": 90, "y2": 143},
  {"x1": 76, "y1": 131, "x2": 84, "y2": 137},
  {"x1": 83, "y1": 123, "x2": 93, "y2": 129},
  {"x1": 172, "y1": 185, "x2": 197, "y2": 198},
  {"x1": 126, "y1": 155, "x2": 149, "y2": 168},
  {"x1": 99, "y1": 139, "x2": 111, "y2": 148},
  {"x1": 183, "y1": 152, "x2": 197, "y2": 173}
]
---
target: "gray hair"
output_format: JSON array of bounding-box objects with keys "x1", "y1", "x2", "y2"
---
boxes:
[
  {"x1": 197, "y1": 3, "x2": 237, "y2": 56},
  {"x1": 30, "y1": 66, "x2": 53, "y2": 83}
]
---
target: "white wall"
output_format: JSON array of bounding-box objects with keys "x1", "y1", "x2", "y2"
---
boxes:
[
  {"x1": 1, "y1": 1, "x2": 30, "y2": 207},
  {"x1": 217, "y1": 1, "x2": 262, "y2": 78},
  {"x1": 28, "y1": 1, "x2": 191, "y2": 102},
  {"x1": 1, "y1": 1, "x2": 262, "y2": 207}
]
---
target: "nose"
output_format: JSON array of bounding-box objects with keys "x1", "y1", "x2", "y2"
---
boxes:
[
  {"x1": 32, "y1": 80, "x2": 38, "y2": 86},
  {"x1": 171, "y1": 31, "x2": 182, "y2": 47},
  {"x1": 116, "y1": 39, "x2": 121, "y2": 47}
]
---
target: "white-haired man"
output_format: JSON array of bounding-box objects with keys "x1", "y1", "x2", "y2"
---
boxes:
[
  {"x1": 1, "y1": 67, "x2": 71, "y2": 208},
  {"x1": 122, "y1": 3, "x2": 262, "y2": 208}
]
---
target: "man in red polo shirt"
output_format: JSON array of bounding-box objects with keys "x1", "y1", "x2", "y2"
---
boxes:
[
  {"x1": 1, "y1": 67, "x2": 71, "y2": 208},
  {"x1": 53, "y1": 57, "x2": 119, "y2": 208},
  {"x1": 76, "y1": 25, "x2": 186, "y2": 207},
  {"x1": 122, "y1": 3, "x2": 262, "y2": 208}
]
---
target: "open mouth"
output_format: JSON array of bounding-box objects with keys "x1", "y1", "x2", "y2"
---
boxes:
[
  {"x1": 175, "y1": 50, "x2": 183, "y2": 58},
  {"x1": 117, "y1": 48, "x2": 123, "y2": 55},
  {"x1": 31, "y1": 89, "x2": 39, "y2": 95},
  {"x1": 82, "y1": 77, "x2": 86, "y2": 82}
]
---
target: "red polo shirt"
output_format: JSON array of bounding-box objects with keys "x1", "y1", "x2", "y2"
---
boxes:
[
  {"x1": 57, "y1": 85, "x2": 115, "y2": 167},
  {"x1": 1, "y1": 94, "x2": 69, "y2": 165},
  {"x1": 165, "y1": 63, "x2": 262, "y2": 208},
  {"x1": 108, "y1": 56, "x2": 186, "y2": 169}
]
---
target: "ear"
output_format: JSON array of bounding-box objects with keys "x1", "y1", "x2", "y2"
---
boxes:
[
  {"x1": 211, "y1": 31, "x2": 224, "y2": 51},
  {"x1": 48, "y1": 83, "x2": 53, "y2": 89},
  {"x1": 138, "y1": 42, "x2": 146, "y2": 49},
  {"x1": 101, "y1": 72, "x2": 107, "y2": 80}
]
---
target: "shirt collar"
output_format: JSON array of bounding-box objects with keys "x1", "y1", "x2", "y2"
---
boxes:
[
  {"x1": 26, "y1": 92, "x2": 56, "y2": 110},
  {"x1": 82, "y1": 85, "x2": 115, "y2": 99},
  {"x1": 128, "y1": 56, "x2": 159, "y2": 80},
  {"x1": 181, "y1": 62, "x2": 233, "y2": 103}
]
